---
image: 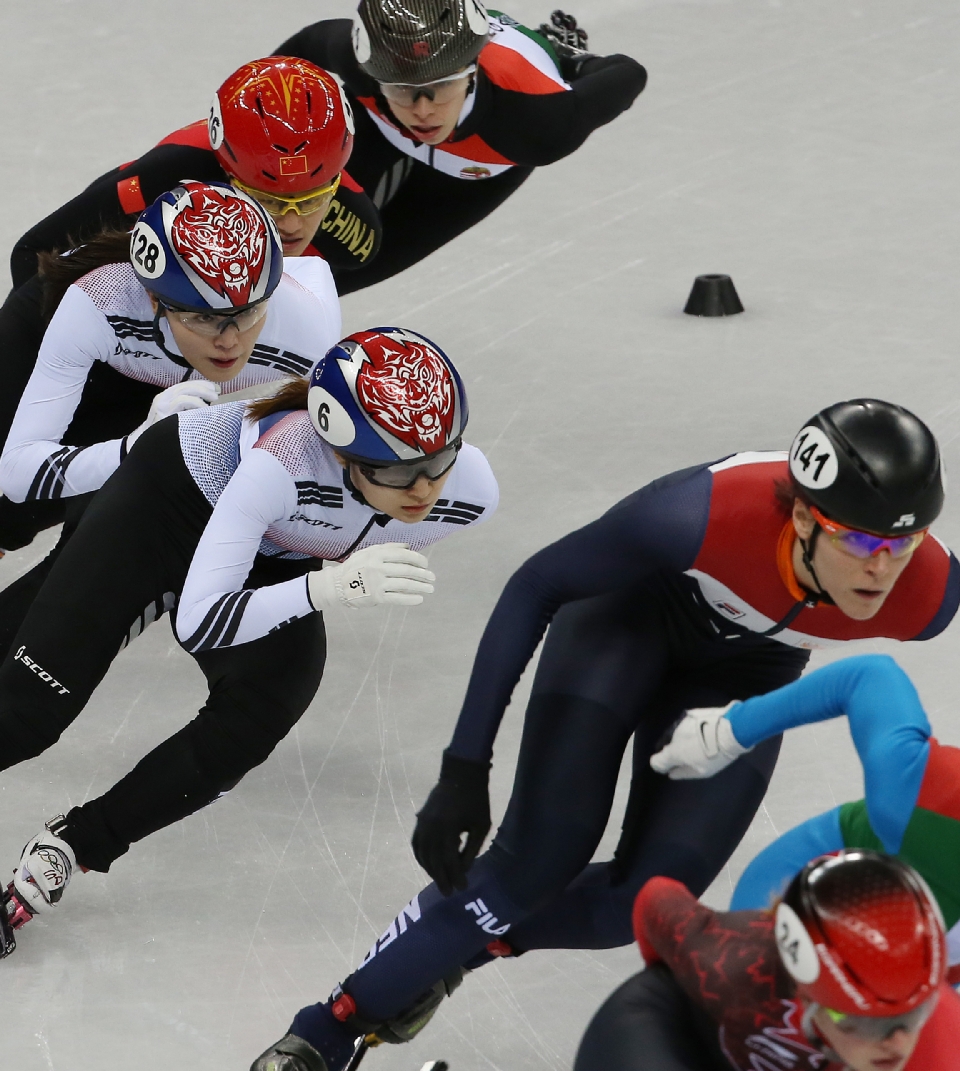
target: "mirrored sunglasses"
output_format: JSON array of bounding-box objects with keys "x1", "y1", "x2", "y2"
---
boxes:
[
  {"x1": 231, "y1": 175, "x2": 341, "y2": 217},
  {"x1": 824, "y1": 994, "x2": 937, "y2": 1041},
  {"x1": 809, "y1": 505, "x2": 926, "y2": 559},
  {"x1": 161, "y1": 300, "x2": 269, "y2": 338},
  {"x1": 378, "y1": 66, "x2": 476, "y2": 107},
  {"x1": 355, "y1": 443, "x2": 461, "y2": 489}
]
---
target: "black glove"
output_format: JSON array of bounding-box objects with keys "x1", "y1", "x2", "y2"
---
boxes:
[
  {"x1": 538, "y1": 12, "x2": 597, "y2": 82},
  {"x1": 412, "y1": 749, "x2": 491, "y2": 896},
  {"x1": 538, "y1": 9, "x2": 589, "y2": 50}
]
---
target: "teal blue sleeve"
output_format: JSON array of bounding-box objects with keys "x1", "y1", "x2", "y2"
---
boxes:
[
  {"x1": 732, "y1": 808, "x2": 844, "y2": 909},
  {"x1": 726, "y1": 654, "x2": 929, "y2": 853}
]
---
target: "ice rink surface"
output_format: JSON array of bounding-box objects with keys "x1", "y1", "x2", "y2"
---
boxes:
[{"x1": 2, "y1": 0, "x2": 960, "y2": 1066}]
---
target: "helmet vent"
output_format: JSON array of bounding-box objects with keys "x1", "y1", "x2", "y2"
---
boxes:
[
  {"x1": 359, "y1": 0, "x2": 490, "y2": 87},
  {"x1": 212, "y1": 57, "x2": 354, "y2": 196},
  {"x1": 844, "y1": 444, "x2": 882, "y2": 491}
]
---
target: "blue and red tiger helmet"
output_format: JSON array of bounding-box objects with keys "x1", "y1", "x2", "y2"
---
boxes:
[
  {"x1": 129, "y1": 180, "x2": 283, "y2": 312},
  {"x1": 308, "y1": 327, "x2": 468, "y2": 463}
]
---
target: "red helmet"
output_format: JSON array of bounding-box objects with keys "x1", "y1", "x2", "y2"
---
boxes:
[
  {"x1": 775, "y1": 851, "x2": 946, "y2": 1017},
  {"x1": 209, "y1": 57, "x2": 355, "y2": 195}
]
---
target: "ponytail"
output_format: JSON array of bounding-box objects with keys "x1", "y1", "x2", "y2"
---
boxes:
[
  {"x1": 37, "y1": 228, "x2": 132, "y2": 322},
  {"x1": 246, "y1": 377, "x2": 310, "y2": 421}
]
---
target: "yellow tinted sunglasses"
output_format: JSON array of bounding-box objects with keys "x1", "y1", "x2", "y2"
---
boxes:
[{"x1": 231, "y1": 174, "x2": 341, "y2": 217}]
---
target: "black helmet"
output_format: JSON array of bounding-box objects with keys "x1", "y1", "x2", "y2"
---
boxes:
[
  {"x1": 788, "y1": 399, "x2": 943, "y2": 536},
  {"x1": 354, "y1": 0, "x2": 490, "y2": 85}
]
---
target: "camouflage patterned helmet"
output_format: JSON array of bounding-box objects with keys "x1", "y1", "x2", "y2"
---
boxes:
[{"x1": 354, "y1": 0, "x2": 491, "y2": 85}]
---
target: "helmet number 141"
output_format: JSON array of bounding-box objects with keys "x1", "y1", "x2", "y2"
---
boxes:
[{"x1": 789, "y1": 426, "x2": 839, "y2": 489}]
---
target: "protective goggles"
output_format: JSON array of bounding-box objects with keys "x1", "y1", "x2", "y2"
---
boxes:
[
  {"x1": 823, "y1": 993, "x2": 937, "y2": 1041},
  {"x1": 231, "y1": 174, "x2": 341, "y2": 217},
  {"x1": 160, "y1": 300, "x2": 269, "y2": 338},
  {"x1": 809, "y1": 506, "x2": 927, "y2": 559},
  {"x1": 378, "y1": 66, "x2": 476, "y2": 106},
  {"x1": 353, "y1": 442, "x2": 461, "y2": 489}
]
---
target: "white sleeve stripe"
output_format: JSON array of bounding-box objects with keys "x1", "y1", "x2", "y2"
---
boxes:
[
  {"x1": 182, "y1": 589, "x2": 255, "y2": 653},
  {"x1": 26, "y1": 445, "x2": 91, "y2": 501}
]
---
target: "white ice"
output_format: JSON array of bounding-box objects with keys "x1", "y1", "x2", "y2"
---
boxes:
[{"x1": 2, "y1": 1, "x2": 960, "y2": 1068}]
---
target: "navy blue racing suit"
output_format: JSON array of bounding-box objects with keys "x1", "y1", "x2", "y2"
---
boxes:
[{"x1": 284, "y1": 452, "x2": 958, "y2": 1067}]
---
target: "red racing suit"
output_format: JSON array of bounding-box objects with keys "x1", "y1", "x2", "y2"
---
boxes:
[
  {"x1": 633, "y1": 876, "x2": 960, "y2": 1070},
  {"x1": 447, "y1": 451, "x2": 960, "y2": 762}
]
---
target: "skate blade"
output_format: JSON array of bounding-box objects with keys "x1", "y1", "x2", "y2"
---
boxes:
[
  {"x1": 420, "y1": 1063, "x2": 448, "y2": 1070},
  {"x1": 1, "y1": 891, "x2": 18, "y2": 958},
  {"x1": 0, "y1": 910, "x2": 15, "y2": 957},
  {"x1": 1, "y1": 881, "x2": 37, "y2": 957}
]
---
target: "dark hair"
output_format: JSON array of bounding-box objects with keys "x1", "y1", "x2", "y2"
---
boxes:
[
  {"x1": 37, "y1": 228, "x2": 132, "y2": 322},
  {"x1": 773, "y1": 477, "x2": 815, "y2": 517},
  {"x1": 246, "y1": 376, "x2": 310, "y2": 420}
]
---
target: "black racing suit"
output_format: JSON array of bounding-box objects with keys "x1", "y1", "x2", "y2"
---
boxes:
[
  {"x1": 0, "y1": 418, "x2": 326, "y2": 872},
  {"x1": 10, "y1": 127, "x2": 382, "y2": 289},
  {"x1": 275, "y1": 15, "x2": 647, "y2": 293}
]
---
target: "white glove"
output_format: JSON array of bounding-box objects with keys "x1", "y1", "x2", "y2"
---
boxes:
[
  {"x1": 13, "y1": 820, "x2": 77, "y2": 913},
  {"x1": 308, "y1": 543, "x2": 436, "y2": 610},
  {"x1": 127, "y1": 380, "x2": 221, "y2": 447},
  {"x1": 649, "y1": 703, "x2": 750, "y2": 780}
]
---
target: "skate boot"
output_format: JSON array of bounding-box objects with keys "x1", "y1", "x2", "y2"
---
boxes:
[
  {"x1": 1, "y1": 815, "x2": 77, "y2": 958},
  {"x1": 250, "y1": 1033, "x2": 332, "y2": 1071},
  {"x1": 256, "y1": 970, "x2": 465, "y2": 1071},
  {"x1": 332, "y1": 968, "x2": 465, "y2": 1046}
]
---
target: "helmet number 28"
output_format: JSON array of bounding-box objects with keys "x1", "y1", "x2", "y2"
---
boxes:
[{"x1": 789, "y1": 425, "x2": 838, "y2": 489}]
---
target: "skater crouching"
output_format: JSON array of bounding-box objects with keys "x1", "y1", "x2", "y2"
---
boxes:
[
  {"x1": 258, "y1": 400, "x2": 958, "y2": 1071},
  {"x1": 0, "y1": 56, "x2": 365, "y2": 558},
  {"x1": 10, "y1": 56, "x2": 379, "y2": 288},
  {"x1": 0, "y1": 179, "x2": 340, "y2": 660},
  {"x1": 651, "y1": 651, "x2": 960, "y2": 977},
  {"x1": 0, "y1": 328, "x2": 497, "y2": 959},
  {"x1": 275, "y1": 0, "x2": 647, "y2": 293},
  {"x1": 574, "y1": 851, "x2": 960, "y2": 1071}
]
